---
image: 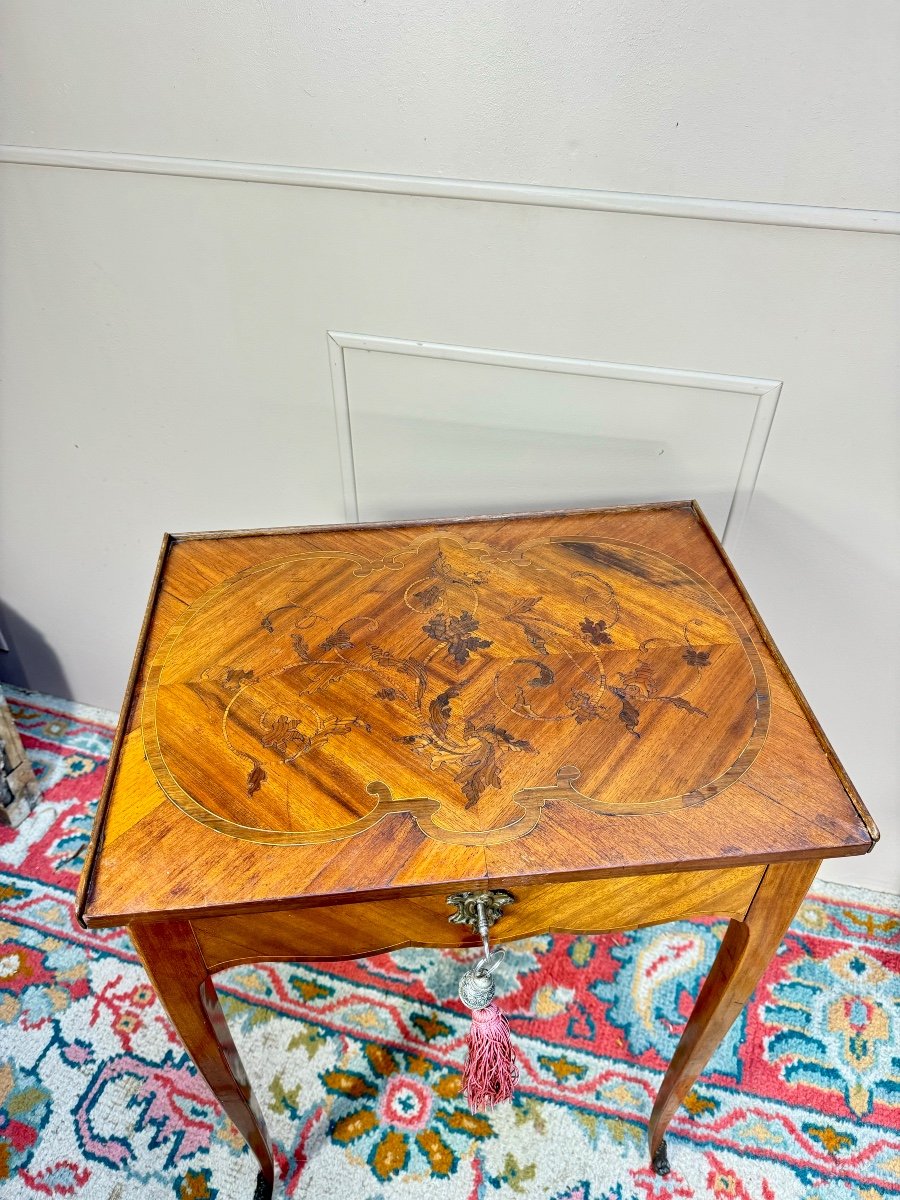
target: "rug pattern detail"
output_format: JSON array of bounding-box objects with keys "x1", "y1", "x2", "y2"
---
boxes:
[{"x1": 1, "y1": 688, "x2": 898, "y2": 1198}]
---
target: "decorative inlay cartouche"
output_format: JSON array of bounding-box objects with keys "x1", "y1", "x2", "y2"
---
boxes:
[{"x1": 142, "y1": 533, "x2": 769, "y2": 845}]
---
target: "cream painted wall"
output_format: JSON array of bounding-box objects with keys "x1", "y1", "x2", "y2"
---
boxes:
[
  {"x1": 2, "y1": 0, "x2": 899, "y2": 209},
  {"x1": 1, "y1": 3, "x2": 898, "y2": 890}
]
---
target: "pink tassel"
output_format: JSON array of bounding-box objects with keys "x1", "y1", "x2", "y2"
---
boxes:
[{"x1": 462, "y1": 1002, "x2": 518, "y2": 1111}]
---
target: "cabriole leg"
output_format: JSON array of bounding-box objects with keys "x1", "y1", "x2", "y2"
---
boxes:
[
  {"x1": 129, "y1": 919, "x2": 276, "y2": 1199},
  {"x1": 648, "y1": 859, "x2": 820, "y2": 1171}
]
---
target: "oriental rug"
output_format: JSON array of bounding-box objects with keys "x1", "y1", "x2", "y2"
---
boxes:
[{"x1": 1, "y1": 687, "x2": 898, "y2": 1199}]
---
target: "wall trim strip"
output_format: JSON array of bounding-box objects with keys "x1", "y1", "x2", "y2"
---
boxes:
[{"x1": 2, "y1": 144, "x2": 898, "y2": 235}]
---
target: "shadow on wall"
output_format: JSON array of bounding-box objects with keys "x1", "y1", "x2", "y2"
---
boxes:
[
  {"x1": 0, "y1": 599, "x2": 71, "y2": 699},
  {"x1": 738, "y1": 492, "x2": 898, "y2": 683}
]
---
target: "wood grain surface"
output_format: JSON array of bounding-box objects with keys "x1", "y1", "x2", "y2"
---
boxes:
[{"x1": 78, "y1": 502, "x2": 876, "y2": 927}]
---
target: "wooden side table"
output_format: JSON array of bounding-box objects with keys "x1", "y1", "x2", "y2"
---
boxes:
[{"x1": 77, "y1": 502, "x2": 877, "y2": 1197}]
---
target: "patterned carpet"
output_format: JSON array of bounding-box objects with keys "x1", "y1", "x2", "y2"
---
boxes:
[{"x1": 1, "y1": 688, "x2": 898, "y2": 1200}]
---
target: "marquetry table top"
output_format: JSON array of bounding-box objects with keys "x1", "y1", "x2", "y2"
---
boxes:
[{"x1": 77, "y1": 502, "x2": 877, "y2": 927}]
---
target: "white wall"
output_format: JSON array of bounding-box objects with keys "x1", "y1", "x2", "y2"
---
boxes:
[
  {"x1": 1, "y1": 2, "x2": 898, "y2": 891},
  {"x1": 3, "y1": 0, "x2": 898, "y2": 209}
]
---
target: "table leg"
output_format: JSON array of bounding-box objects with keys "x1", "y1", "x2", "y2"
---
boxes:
[
  {"x1": 130, "y1": 919, "x2": 276, "y2": 1199},
  {"x1": 648, "y1": 858, "x2": 820, "y2": 1174}
]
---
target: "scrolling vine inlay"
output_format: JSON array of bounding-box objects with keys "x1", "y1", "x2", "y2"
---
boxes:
[{"x1": 142, "y1": 534, "x2": 769, "y2": 845}]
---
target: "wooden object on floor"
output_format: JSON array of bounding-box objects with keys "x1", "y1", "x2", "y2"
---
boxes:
[
  {"x1": 77, "y1": 502, "x2": 877, "y2": 1197},
  {"x1": 0, "y1": 686, "x2": 41, "y2": 827}
]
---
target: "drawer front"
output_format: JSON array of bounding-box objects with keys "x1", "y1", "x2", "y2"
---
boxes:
[{"x1": 190, "y1": 864, "x2": 765, "y2": 971}]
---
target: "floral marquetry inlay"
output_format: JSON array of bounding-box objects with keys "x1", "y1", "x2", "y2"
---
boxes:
[{"x1": 142, "y1": 533, "x2": 769, "y2": 846}]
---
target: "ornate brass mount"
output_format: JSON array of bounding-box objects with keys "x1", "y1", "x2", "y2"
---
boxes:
[{"x1": 447, "y1": 890, "x2": 515, "y2": 944}]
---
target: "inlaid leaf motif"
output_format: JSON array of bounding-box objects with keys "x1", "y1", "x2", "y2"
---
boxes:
[
  {"x1": 431, "y1": 548, "x2": 486, "y2": 588},
  {"x1": 261, "y1": 715, "x2": 307, "y2": 758},
  {"x1": 262, "y1": 714, "x2": 299, "y2": 742},
  {"x1": 517, "y1": 659, "x2": 554, "y2": 688},
  {"x1": 565, "y1": 691, "x2": 607, "y2": 724},
  {"x1": 456, "y1": 723, "x2": 537, "y2": 805},
  {"x1": 615, "y1": 662, "x2": 707, "y2": 722},
  {"x1": 508, "y1": 658, "x2": 555, "y2": 718},
  {"x1": 620, "y1": 662, "x2": 657, "y2": 695},
  {"x1": 320, "y1": 629, "x2": 353, "y2": 652},
  {"x1": 370, "y1": 644, "x2": 429, "y2": 709},
  {"x1": 260, "y1": 602, "x2": 301, "y2": 634},
  {"x1": 522, "y1": 628, "x2": 548, "y2": 655},
  {"x1": 291, "y1": 634, "x2": 311, "y2": 662},
  {"x1": 408, "y1": 549, "x2": 484, "y2": 613},
  {"x1": 301, "y1": 716, "x2": 369, "y2": 755},
  {"x1": 320, "y1": 616, "x2": 376, "y2": 654},
  {"x1": 396, "y1": 720, "x2": 536, "y2": 805},
  {"x1": 505, "y1": 596, "x2": 549, "y2": 655},
  {"x1": 684, "y1": 647, "x2": 711, "y2": 668},
  {"x1": 220, "y1": 668, "x2": 255, "y2": 691},
  {"x1": 479, "y1": 723, "x2": 536, "y2": 753},
  {"x1": 456, "y1": 741, "x2": 502, "y2": 805},
  {"x1": 610, "y1": 688, "x2": 641, "y2": 738},
  {"x1": 396, "y1": 733, "x2": 424, "y2": 747},
  {"x1": 260, "y1": 712, "x2": 368, "y2": 762},
  {"x1": 580, "y1": 617, "x2": 613, "y2": 646},
  {"x1": 428, "y1": 686, "x2": 460, "y2": 743},
  {"x1": 413, "y1": 583, "x2": 441, "y2": 608},
  {"x1": 246, "y1": 763, "x2": 266, "y2": 795},
  {"x1": 422, "y1": 611, "x2": 492, "y2": 665}
]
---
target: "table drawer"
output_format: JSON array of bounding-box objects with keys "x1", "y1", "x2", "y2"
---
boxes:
[{"x1": 189, "y1": 864, "x2": 765, "y2": 972}]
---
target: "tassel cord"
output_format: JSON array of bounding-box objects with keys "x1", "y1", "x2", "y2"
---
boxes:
[
  {"x1": 458, "y1": 899, "x2": 518, "y2": 1111},
  {"x1": 461, "y1": 1002, "x2": 519, "y2": 1111}
]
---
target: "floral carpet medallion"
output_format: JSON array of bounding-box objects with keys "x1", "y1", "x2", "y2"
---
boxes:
[{"x1": 1, "y1": 687, "x2": 898, "y2": 1199}]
